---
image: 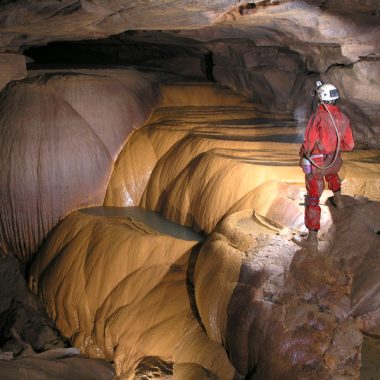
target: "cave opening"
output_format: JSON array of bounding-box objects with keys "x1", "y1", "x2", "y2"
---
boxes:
[{"x1": 25, "y1": 31, "x2": 216, "y2": 82}]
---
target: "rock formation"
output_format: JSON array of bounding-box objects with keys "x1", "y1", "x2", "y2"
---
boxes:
[
  {"x1": 0, "y1": 69, "x2": 160, "y2": 260},
  {"x1": 104, "y1": 84, "x2": 379, "y2": 232},
  {"x1": 29, "y1": 210, "x2": 236, "y2": 379},
  {"x1": 0, "y1": 348, "x2": 114, "y2": 380},
  {"x1": 0, "y1": 254, "x2": 115, "y2": 379},
  {"x1": 0, "y1": 0, "x2": 380, "y2": 379},
  {"x1": 195, "y1": 200, "x2": 380, "y2": 379},
  {"x1": 28, "y1": 84, "x2": 380, "y2": 379},
  {"x1": 0, "y1": 54, "x2": 26, "y2": 92},
  {"x1": 0, "y1": 1, "x2": 379, "y2": 146}
]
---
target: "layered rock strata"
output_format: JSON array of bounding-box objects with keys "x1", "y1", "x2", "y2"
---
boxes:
[{"x1": 1, "y1": 1, "x2": 379, "y2": 147}]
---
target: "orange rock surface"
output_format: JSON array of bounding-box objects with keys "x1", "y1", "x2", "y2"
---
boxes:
[
  {"x1": 28, "y1": 82, "x2": 380, "y2": 379},
  {"x1": 105, "y1": 84, "x2": 380, "y2": 235},
  {"x1": 29, "y1": 210, "x2": 235, "y2": 379}
]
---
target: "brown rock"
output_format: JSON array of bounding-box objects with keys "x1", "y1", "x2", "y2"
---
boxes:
[
  {"x1": 0, "y1": 348, "x2": 114, "y2": 380},
  {"x1": 0, "y1": 54, "x2": 26, "y2": 92},
  {"x1": 194, "y1": 208, "x2": 364, "y2": 379}
]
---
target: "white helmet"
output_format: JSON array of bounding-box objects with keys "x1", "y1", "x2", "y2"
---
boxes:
[{"x1": 317, "y1": 83, "x2": 339, "y2": 102}]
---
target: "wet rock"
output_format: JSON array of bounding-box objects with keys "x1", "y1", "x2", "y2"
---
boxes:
[
  {"x1": 29, "y1": 210, "x2": 236, "y2": 379},
  {"x1": 0, "y1": 249, "x2": 114, "y2": 379},
  {"x1": 134, "y1": 356, "x2": 173, "y2": 379}
]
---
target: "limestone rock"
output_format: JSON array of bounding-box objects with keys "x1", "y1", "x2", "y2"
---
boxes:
[
  {"x1": 104, "y1": 82, "x2": 252, "y2": 207},
  {"x1": 26, "y1": 83, "x2": 380, "y2": 379},
  {"x1": 1, "y1": 1, "x2": 378, "y2": 146},
  {"x1": 194, "y1": 208, "x2": 366, "y2": 379},
  {"x1": 29, "y1": 210, "x2": 236, "y2": 379},
  {"x1": 0, "y1": 54, "x2": 26, "y2": 92},
  {"x1": 0, "y1": 254, "x2": 69, "y2": 370},
  {"x1": 0, "y1": 348, "x2": 114, "y2": 380},
  {"x1": 0, "y1": 1, "x2": 241, "y2": 52},
  {"x1": 132, "y1": 97, "x2": 379, "y2": 232},
  {"x1": 0, "y1": 69, "x2": 160, "y2": 260},
  {"x1": 103, "y1": 84, "x2": 380, "y2": 233},
  {"x1": 210, "y1": 40, "x2": 302, "y2": 111}
]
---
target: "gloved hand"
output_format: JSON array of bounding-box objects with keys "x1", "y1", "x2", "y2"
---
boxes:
[{"x1": 300, "y1": 156, "x2": 312, "y2": 174}]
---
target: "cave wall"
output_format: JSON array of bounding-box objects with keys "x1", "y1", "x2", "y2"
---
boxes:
[
  {"x1": 209, "y1": 39, "x2": 304, "y2": 111},
  {"x1": 207, "y1": 39, "x2": 379, "y2": 146},
  {"x1": 0, "y1": 69, "x2": 161, "y2": 260},
  {"x1": 171, "y1": 0, "x2": 380, "y2": 146},
  {"x1": 0, "y1": 53, "x2": 27, "y2": 91}
]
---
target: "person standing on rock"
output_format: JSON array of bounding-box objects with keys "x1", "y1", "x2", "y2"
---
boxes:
[{"x1": 294, "y1": 81, "x2": 355, "y2": 250}]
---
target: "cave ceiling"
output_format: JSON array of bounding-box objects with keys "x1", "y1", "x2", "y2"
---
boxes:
[
  {"x1": 0, "y1": 0, "x2": 379, "y2": 140},
  {"x1": 0, "y1": 0, "x2": 379, "y2": 60}
]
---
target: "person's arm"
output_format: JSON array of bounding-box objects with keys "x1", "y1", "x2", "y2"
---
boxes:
[
  {"x1": 300, "y1": 113, "x2": 320, "y2": 157},
  {"x1": 340, "y1": 118, "x2": 355, "y2": 151}
]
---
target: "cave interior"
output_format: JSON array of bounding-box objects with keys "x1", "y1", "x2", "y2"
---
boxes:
[{"x1": 0, "y1": 1, "x2": 379, "y2": 379}]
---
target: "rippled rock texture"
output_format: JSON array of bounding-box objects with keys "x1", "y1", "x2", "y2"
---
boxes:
[
  {"x1": 29, "y1": 210, "x2": 236, "y2": 379},
  {"x1": 0, "y1": 69, "x2": 160, "y2": 260},
  {"x1": 106, "y1": 84, "x2": 380, "y2": 229},
  {"x1": 27, "y1": 83, "x2": 380, "y2": 379}
]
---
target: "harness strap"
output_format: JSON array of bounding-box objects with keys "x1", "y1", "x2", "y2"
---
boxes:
[
  {"x1": 310, "y1": 154, "x2": 324, "y2": 159},
  {"x1": 305, "y1": 195, "x2": 319, "y2": 206}
]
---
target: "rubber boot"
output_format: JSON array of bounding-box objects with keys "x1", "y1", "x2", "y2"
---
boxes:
[
  {"x1": 292, "y1": 230, "x2": 318, "y2": 251},
  {"x1": 333, "y1": 190, "x2": 344, "y2": 210}
]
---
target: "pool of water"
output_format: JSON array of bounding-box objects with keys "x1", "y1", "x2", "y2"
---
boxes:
[{"x1": 80, "y1": 206, "x2": 204, "y2": 242}]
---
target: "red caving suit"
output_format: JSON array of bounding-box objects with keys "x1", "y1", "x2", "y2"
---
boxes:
[{"x1": 299, "y1": 104, "x2": 355, "y2": 231}]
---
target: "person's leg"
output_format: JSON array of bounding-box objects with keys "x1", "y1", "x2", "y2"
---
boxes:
[
  {"x1": 305, "y1": 173, "x2": 324, "y2": 232},
  {"x1": 293, "y1": 172, "x2": 324, "y2": 249},
  {"x1": 325, "y1": 173, "x2": 343, "y2": 209}
]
